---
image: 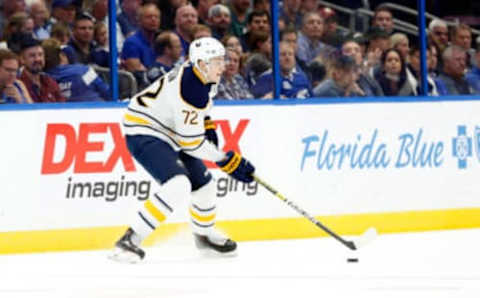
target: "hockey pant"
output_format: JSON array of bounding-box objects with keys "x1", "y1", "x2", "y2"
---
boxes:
[{"x1": 125, "y1": 135, "x2": 217, "y2": 239}]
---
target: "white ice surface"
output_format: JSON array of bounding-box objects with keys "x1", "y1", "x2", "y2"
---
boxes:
[{"x1": 1, "y1": 228, "x2": 479, "y2": 298}]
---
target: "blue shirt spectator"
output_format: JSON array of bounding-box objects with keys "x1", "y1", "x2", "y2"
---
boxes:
[
  {"x1": 62, "y1": 39, "x2": 99, "y2": 65},
  {"x1": 465, "y1": 65, "x2": 480, "y2": 93},
  {"x1": 436, "y1": 73, "x2": 477, "y2": 95},
  {"x1": 297, "y1": 31, "x2": 334, "y2": 67},
  {"x1": 47, "y1": 64, "x2": 111, "y2": 101},
  {"x1": 117, "y1": 11, "x2": 137, "y2": 38},
  {"x1": 121, "y1": 3, "x2": 160, "y2": 72},
  {"x1": 61, "y1": 13, "x2": 99, "y2": 65},
  {"x1": 121, "y1": 29, "x2": 156, "y2": 69},
  {"x1": 30, "y1": 1, "x2": 52, "y2": 40},
  {"x1": 435, "y1": 46, "x2": 477, "y2": 95},
  {"x1": 251, "y1": 68, "x2": 312, "y2": 99}
]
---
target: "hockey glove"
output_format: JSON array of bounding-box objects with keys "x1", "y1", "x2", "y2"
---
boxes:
[
  {"x1": 204, "y1": 116, "x2": 218, "y2": 147},
  {"x1": 216, "y1": 151, "x2": 255, "y2": 183}
]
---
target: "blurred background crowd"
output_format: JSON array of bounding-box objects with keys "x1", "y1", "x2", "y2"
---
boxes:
[{"x1": 1, "y1": 0, "x2": 480, "y2": 103}]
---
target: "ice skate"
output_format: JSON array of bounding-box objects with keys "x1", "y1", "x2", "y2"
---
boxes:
[
  {"x1": 193, "y1": 228, "x2": 237, "y2": 256},
  {"x1": 109, "y1": 228, "x2": 145, "y2": 263}
]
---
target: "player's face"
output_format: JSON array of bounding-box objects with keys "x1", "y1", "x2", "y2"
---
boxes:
[{"x1": 206, "y1": 56, "x2": 225, "y2": 82}]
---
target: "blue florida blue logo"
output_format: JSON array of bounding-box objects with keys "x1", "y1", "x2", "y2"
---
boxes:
[{"x1": 452, "y1": 125, "x2": 472, "y2": 169}]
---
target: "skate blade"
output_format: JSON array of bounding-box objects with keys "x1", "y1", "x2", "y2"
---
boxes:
[
  {"x1": 197, "y1": 248, "x2": 238, "y2": 258},
  {"x1": 108, "y1": 248, "x2": 143, "y2": 264}
]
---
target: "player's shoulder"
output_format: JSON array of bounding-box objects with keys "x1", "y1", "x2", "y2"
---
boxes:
[{"x1": 179, "y1": 65, "x2": 214, "y2": 109}]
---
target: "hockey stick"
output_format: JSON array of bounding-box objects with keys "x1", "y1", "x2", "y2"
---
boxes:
[{"x1": 253, "y1": 175, "x2": 377, "y2": 250}]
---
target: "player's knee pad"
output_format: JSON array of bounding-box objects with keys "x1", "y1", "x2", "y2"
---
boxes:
[
  {"x1": 133, "y1": 175, "x2": 191, "y2": 237},
  {"x1": 189, "y1": 179, "x2": 217, "y2": 234}
]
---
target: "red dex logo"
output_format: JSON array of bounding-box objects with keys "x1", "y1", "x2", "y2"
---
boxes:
[
  {"x1": 42, "y1": 123, "x2": 136, "y2": 174},
  {"x1": 41, "y1": 120, "x2": 250, "y2": 174}
]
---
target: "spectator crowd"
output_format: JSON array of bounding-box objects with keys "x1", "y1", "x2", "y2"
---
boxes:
[{"x1": 1, "y1": 0, "x2": 480, "y2": 104}]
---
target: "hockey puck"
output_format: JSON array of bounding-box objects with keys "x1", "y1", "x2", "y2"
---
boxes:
[{"x1": 347, "y1": 258, "x2": 358, "y2": 263}]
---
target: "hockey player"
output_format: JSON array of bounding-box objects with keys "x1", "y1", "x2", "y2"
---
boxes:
[{"x1": 111, "y1": 37, "x2": 255, "y2": 263}]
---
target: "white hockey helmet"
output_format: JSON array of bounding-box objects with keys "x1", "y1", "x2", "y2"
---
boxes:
[{"x1": 189, "y1": 37, "x2": 226, "y2": 68}]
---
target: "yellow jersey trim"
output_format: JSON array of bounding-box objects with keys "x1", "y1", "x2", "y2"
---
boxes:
[
  {"x1": 192, "y1": 65, "x2": 209, "y2": 85},
  {"x1": 178, "y1": 138, "x2": 202, "y2": 147},
  {"x1": 124, "y1": 113, "x2": 151, "y2": 125}
]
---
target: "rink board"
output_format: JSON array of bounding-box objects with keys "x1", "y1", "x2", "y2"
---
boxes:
[{"x1": 1, "y1": 100, "x2": 480, "y2": 253}]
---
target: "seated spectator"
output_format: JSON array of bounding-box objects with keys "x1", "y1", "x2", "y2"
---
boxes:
[
  {"x1": 228, "y1": 0, "x2": 251, "y2": 38},
  {"x1": 297, "y1": 12, "x2": 334, "y2": 67},
  {"x1": 174, "y1": 4, "x2": 199, "y2": 58},
  {"x1": 374, "y1": 48, "x2": 414, "y2": 96},
  {"x1": 313, "y1": 54, "x2": 362, "y2": 97},
  {"x1": 450, "y1": 23, "x2": 476, "y2": 68},
  {"x1": 305, "y1": 60, "x2": 326, "y2": 88},
  {"x1": 427, "y1": 19, "x2": 449, "y2": 71},
  {"x1": 208, "y1": 4, "x2": 231, "y2": 40},
  {"x1": 50, "y1": 0, "x2": 77, "y2": 27},
  {"x1": 90, "y1": 0, "x2": 125, "y2": 53},
  {"x1": 0, "y1": 0, "x2": 27, "y2": 41},
  {"x1": 280, "y1": 0, "x2": 303, "y2": 30},
  {"x1": 239, "y1": 10, "x2": 270, "y2": 52},
  {"x1": 429, "y1": 43, "x2": 439, "y2": 77},
  {"x1": 30, "y1": 1, "x2": 51, "y2": 40},
  {"x1": 244, "y1": 30, "x2": 271, "y2": 87},
  {"x1": 215, "y1": 48, "x2": 253, "y2": 100},
  {"x1": 194, "y1": 0, "x2": 219, "y2": 25},
  {"x1": 390, "y1": 33, "x2": 410, "y2": 61},
  {"x1": 436, "y1": 45, "x2": 477, "y2": 95},
  {"x1": 117, "y1": 0, "x2": 141, "y2": 38},
  {"x1": 3, "y1": 12, "x2": 34, "y2": 53},
  {"x1": 121, "y1": 3, "x2": 161, "y2": 72},
  {"x1": 365, "y1": 26, "x2": 391, "y2": 73},
  {"x1": 221, "y1": 34, "x2": 246, "y2": 74},
  {"x1": 0, "y1": 49, "x2": 32, "y2": 103},
  {"x1": 159, "y1": 0, "x2": 188, "y2": 30},
  {"x1": 253, "y1": 0, "x2": 270, "y2": 15},
  {"x1": 92, "y1": 22, "x2": 109, "y2": 67},
  {"x1": 191, "y1": 24, "x2": 212, "y2": 40},
  {"x1": 466, "y1": 44, "x2": 480, "y2": 93},
  {"x1": 62, "y1": 13, "x2": 100, "y2": 65},
  {"x1": 300, "y1": 0, "x2": 318, "y2": 14},
  {"x1": 281, "y1": 26, "x2": 308, "y2": 73},
  {"x1": 371, "y1": 5, "x2": 394, "y2": 35},
  {"x1": 42, "y1": 38, "x2": 111, "y2": 102},
  {"x1": 318, "y1": 6, "x2": 346, "y2": 48},
  {"x1": 50, "y1": 22, "x2": 70, "y2": 45},
  {"x1": 251, "y1": 42, "x2": 312, "y2": 99},
  {"x1": 17, "y1": 35, "x2": 66, "y2": 102},
  {"x1": 147, "y1": 31, "x2": 182, "y2": 83},
  {"x1": 341, "y1": 39, "x2": 384, "y2": 96},
  {"x1": 406, "y1": 43, "x2": 439, "y2": 96},
  {"x1": 222, "y1": 34, "x2": 243, "y2": 56}
]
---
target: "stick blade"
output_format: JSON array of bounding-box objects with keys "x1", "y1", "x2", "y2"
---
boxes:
[{"x1": 354, "y1": 227, "x2": 378, "y2": 249}]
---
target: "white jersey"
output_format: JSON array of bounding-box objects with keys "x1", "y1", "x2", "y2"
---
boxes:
[{"x1": 123, "y1": 63, "x2": 226, "y2": 162}]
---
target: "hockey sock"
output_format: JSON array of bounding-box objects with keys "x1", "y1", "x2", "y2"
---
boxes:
[
  {"x1": 189, "y1": 179, "x2": 217, "y2": 235},
  {"x1": 131, "y1": 175, "x2": 191, "y2": 242}
]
